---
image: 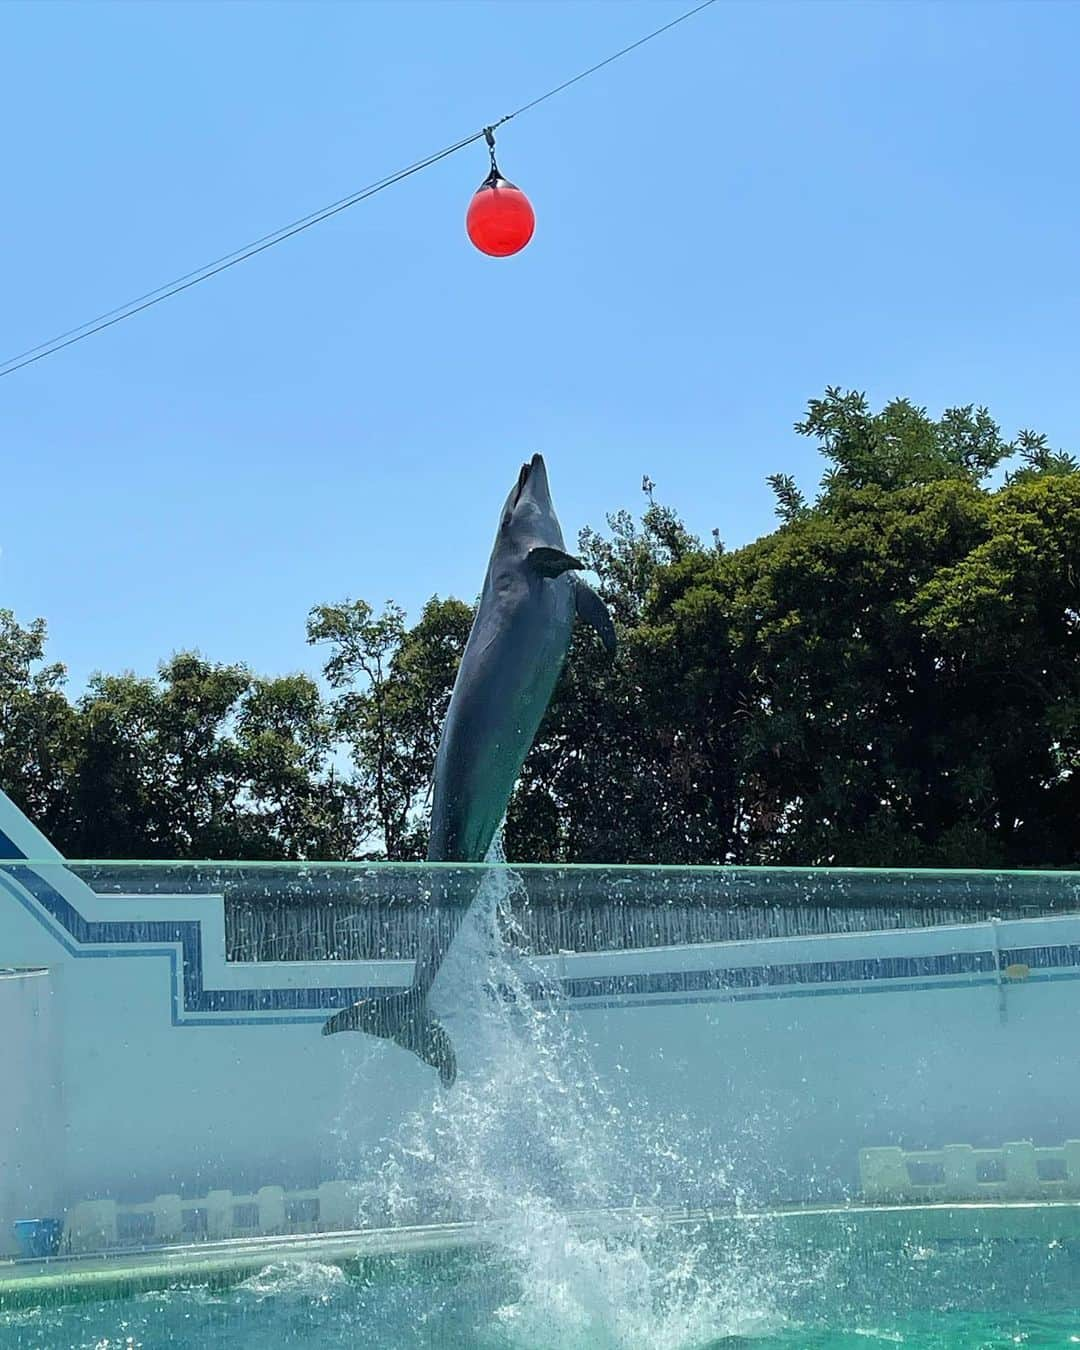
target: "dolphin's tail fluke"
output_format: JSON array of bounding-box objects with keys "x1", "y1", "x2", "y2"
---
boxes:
[{"x1": 322, "y1": 989, "x2": 457, "y2": 1088}]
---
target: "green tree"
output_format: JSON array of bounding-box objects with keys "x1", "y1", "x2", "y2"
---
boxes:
[
  {"x1": 2, "y1": 388, "x2": 1076, "y2": 870},
  {"x1": 233, "y1": 672, "x2": 356, "y2": 858},
  {"x1": 911, "y1": 474, "x2": 1080, "y2": 864},
  {"x1": 507, "y1": 486, "x2": 734, "y2": 863},
  {"x1": 794, "y1": 386, "x2": 1015, "y2": 496},
  {"x1": 2, "y1": 646, "x2": 352, "y2": 860},
  {"x1": 643, "y1": 393, "x2": 1080, "y2": 866},
  {"x1": 307, "y1": 596, "x2": 473, "y2": 859},
  {"x1": 0, "y1": 610, "x2": 75, "y2": 844}
]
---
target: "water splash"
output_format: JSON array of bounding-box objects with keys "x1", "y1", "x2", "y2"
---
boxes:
[
  {"x1": 235, "y1": 1262, "x2": 350, "y2": 1304},
  {"x1": 349, "y1": 838, "x2": 784, "y2": 1349}
]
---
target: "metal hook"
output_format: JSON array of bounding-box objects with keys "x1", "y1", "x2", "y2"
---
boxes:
[{"x1": 481, "y1": 126, "x2": 501, "y2": 184}]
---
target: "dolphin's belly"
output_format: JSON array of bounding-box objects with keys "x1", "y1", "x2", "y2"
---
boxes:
[{"x1": 428, "y1": 587, "x2": 573, "y2": 862}]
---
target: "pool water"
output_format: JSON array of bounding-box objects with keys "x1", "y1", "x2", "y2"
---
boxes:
[{"x1": 2, "y1": 1233, "x2": 1079, "y2": 1349}]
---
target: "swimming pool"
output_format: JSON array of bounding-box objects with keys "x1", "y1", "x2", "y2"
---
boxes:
[
  {"x1": 2, "y1": 788, "x2": 1079, "y2": 1345},
  {"x1": 3, "y1": 1204, "x2": 1080, "y2": 1348}
]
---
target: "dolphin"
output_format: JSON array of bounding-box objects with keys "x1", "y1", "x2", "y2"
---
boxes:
[{"x1": 322, "y1": 453, "x2": 615, "y2": 1085}]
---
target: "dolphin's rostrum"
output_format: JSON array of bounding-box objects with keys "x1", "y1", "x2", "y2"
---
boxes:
[{"x1": 322, "y1": 454, "x2": 615, "y2": 1084}]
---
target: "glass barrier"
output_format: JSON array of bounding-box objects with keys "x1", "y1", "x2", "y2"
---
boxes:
[{"x1": 2, "y1": 860, "x2": 1079, "y2": 1340}]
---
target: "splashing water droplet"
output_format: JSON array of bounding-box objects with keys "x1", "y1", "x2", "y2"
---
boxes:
[{"x1": 336, "y1": 832, "x2": 785, "y2": 1349}]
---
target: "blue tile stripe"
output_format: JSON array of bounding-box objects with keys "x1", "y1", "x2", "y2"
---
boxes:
[
  {"x1": 0, "y1": 869, "x2": 375, "y2": 1025},
  {"x1": 0, "y1": 817, "x2": 381, "y2": 1024},
  {"x1": 547, "y1": 951, "x2": 997, "y2": 1001},
  {"x1": 2, "y1": 821, "x2": 1079, "y2": 1028},
  {"x1": 0, "y1": 824, "x2": 23, "y2": 860},
  {"x1": 555, "y1": 975, "x2": 1009, "y2": 1013},
  {"x1": 0, "y1": 829, "x2": 24, "y2": 860}
]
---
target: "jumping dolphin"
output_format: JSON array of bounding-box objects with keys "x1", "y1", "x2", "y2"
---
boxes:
[{"x1": 322, "y1": 453, "x2": 616, "y2": 1085}]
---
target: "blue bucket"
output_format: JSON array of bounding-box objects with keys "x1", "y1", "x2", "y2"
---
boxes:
[{"x1": 12, "y1": 1219, "x2": 63, "y2": 1259}]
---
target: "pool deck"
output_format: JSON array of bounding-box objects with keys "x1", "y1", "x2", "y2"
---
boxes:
[{"x1": 3, "y1": 1200, "x2": 1080, "y2": 1311}]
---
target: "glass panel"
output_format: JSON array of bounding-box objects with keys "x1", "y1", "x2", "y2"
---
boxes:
[{"x1": 2, "y1": 859, "x2": 1079, "y2": 1339}]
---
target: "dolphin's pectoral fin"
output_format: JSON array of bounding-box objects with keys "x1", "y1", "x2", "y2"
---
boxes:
[
  {"x1": 573, "y1": 577, "x2": 617, "y2": 654},
  {"x1": 527, "y1": 546, "x2": 585, "y2": 578}
]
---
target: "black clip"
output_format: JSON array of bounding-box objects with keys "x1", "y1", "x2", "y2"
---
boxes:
[{"x1": 481, "y1": 126, "x2": 501, "y2": 187}]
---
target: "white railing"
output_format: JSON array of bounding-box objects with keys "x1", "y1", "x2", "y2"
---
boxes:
[
  {"x1": 860, "y1": 1141, "x2": 1080, "y2": 1203},
  {"x1": 64, "y1": 1181, "x2": 359, "y2": 1253},
  {"x1": 59, "y1": 1142, "x2": 1080, "y2": 1253}
]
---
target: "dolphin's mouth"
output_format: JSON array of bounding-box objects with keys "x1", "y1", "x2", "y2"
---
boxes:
[
  {"x1": 512, "y1": 460, "x2": 531, "y2": 507},
  {"x1": 512, "y1": 453, "x2": 543, "y2": 507}
]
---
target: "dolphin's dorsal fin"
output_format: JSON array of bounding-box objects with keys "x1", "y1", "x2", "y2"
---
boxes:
[
  {"x1": 527, "y1": 546, "x2": 585, "y2": 578},
  {"x1": 573, "y1": 577, "x2": 617, "y2": 653}
]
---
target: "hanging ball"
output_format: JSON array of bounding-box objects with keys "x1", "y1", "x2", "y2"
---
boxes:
[{"x1": 466, "y1": 177, "x2": 535, "y2": 257}]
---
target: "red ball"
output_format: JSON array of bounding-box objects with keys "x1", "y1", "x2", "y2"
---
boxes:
[{"x1": 466, "y1": 178, "x2": 535, "y2": 257}]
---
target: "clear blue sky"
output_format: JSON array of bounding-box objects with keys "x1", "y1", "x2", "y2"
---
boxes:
[{"x1": 2, "y1": 0, "x2": 1078, "y2": 694}]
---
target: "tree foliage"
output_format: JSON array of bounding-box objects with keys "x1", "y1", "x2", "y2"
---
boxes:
[
  {"x1": 2, "y1": 390, "x2": 1076, "y2": 866},
  {"x1": 306, "y1": 596, "x2": 473, "y2": 858}
]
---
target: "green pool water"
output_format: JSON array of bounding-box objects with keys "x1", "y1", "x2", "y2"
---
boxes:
[
  {"x1": 2, "y1": 1217, "x2": 1078, "y2": 1350},
  {"x1": 5, "y1": 1299, "x2": 1079, "y2": 1350}
]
